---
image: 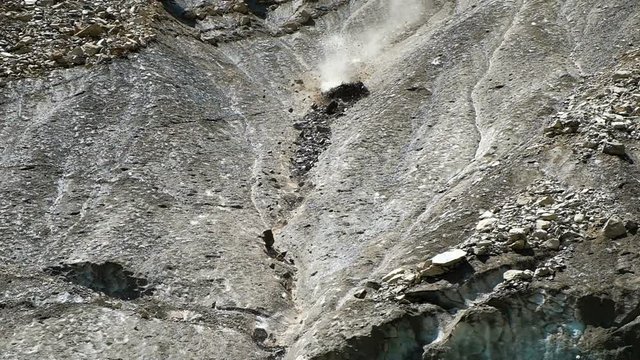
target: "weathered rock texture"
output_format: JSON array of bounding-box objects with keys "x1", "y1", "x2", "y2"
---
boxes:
[{"x1": 1, "y1": 0, "x2": 640, "y2": 359}]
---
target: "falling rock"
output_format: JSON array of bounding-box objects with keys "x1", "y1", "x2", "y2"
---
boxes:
[
  {"x1": 603, "y1": 216, "x2": 627, "y2": 239},
  {"x1": 476, "y1": 218, "x2": 497, "y2": 232},
  {"x1": 252, "y1": 327, "x2": 268, "y2": 343},
  {"x1": 602, "y1": 141, "x2": 626, "y2": 156},
  {"x1": 574, "y1": 213, "x2": 586, "y2": 223},
  {"x1": 431, "y1": 249, "x2": 467, "y2": 267}
]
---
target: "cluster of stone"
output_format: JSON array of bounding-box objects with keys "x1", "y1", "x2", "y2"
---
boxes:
[
  {"x1": 196, "y1": 0, "x2": 328, "y2": 45},
  {"x1": 545, "y1": 51, "x2": 640, "y2": 159},
  {"x1": 357, "y1": 179, "x2": 636, "y2": 301},
  {"x1": 0, "y1": 0, "x2": 344, "y2": 82},
  {"x1": 461, "y1": 180, "x2": 635, "y2": 280},
  {"x1": 0, "y1": 0, "x2": 157, "y2": 82}
]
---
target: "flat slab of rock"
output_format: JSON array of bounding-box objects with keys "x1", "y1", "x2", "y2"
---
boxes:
[{"x1": 432, "y1": 249, "x2": 467, "y2": 267}]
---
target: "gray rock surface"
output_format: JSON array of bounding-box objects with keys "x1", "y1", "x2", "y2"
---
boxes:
[
  {"x1": 431, "y1": 249, "x2": 466, "y2": 267},
  {"x1": 603, "y1": 215, "x2": 627, "y2": 239},
  {"x1": 1, "y1": 0, "x2": 640, "y2": 359}
]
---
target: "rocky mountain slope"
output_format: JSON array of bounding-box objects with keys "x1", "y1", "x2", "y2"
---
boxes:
[{"x1": 1, "y1": 0, "x2": 640, "y2": 359}]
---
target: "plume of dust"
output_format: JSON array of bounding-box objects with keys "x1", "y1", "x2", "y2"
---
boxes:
[{"x1": 319, "y1": 0, "x2": 425, "y2": 91}]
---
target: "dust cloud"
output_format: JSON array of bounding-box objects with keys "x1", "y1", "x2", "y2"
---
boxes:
[{"x1": 319, "y1": 0, "x2": 425, "y2": 91}]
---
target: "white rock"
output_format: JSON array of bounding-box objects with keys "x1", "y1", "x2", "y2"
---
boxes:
[
  {"x1": 479, "y1": 210, "x2": 494, "y2": 219},
  {"x1": 385, "y1": 273, "x2": 406, "y2": 284},
  {"x1": 574, "y1": 213, "x2": 585, "y2": 223},
  {"x1": 402, "y1": 272, "x2": 417, "y2": 283},
  {"x1": 431, "y1": 249, "x2": 467, "y2": 267},
  {"x1": 476, "y1": 218, "x2": 497, "y2": 232},
  {"x1": 502, "y1": 270, "x2": 531, "y2": 281},
  {"x1": 382, "y1": 268, "x2": 405, "y2": 282},
  {"x1": 536, "y1": 219, "x2": 551, "y2": 230}
]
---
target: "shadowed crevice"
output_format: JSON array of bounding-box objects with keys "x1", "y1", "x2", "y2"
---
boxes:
[{"x1": 45, "y1": 261, "x2": 153, "y2": 300}]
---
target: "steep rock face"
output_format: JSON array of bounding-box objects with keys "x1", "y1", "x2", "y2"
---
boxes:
[{"x1": 1, "y1": 0, "x2": 640, "y2": 359}]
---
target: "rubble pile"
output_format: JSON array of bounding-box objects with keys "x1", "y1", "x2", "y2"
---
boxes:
[
  {"x1": 0, "y1": 0, "x2": 157, "y2": 81},
  {"x1": 366, "y1": 179, "x2": 637, "y2": 303},
  {"x1": 291, "y1": 82, "x2": 370, "y2": 177},
  {"x1": 545, "y1": 52, "x2": 640, "y2": 160}
]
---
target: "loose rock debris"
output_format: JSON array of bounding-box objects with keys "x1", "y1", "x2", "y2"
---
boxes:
[{"x1": 291, "y1": 82, "x2": 370, "y2": 177}]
